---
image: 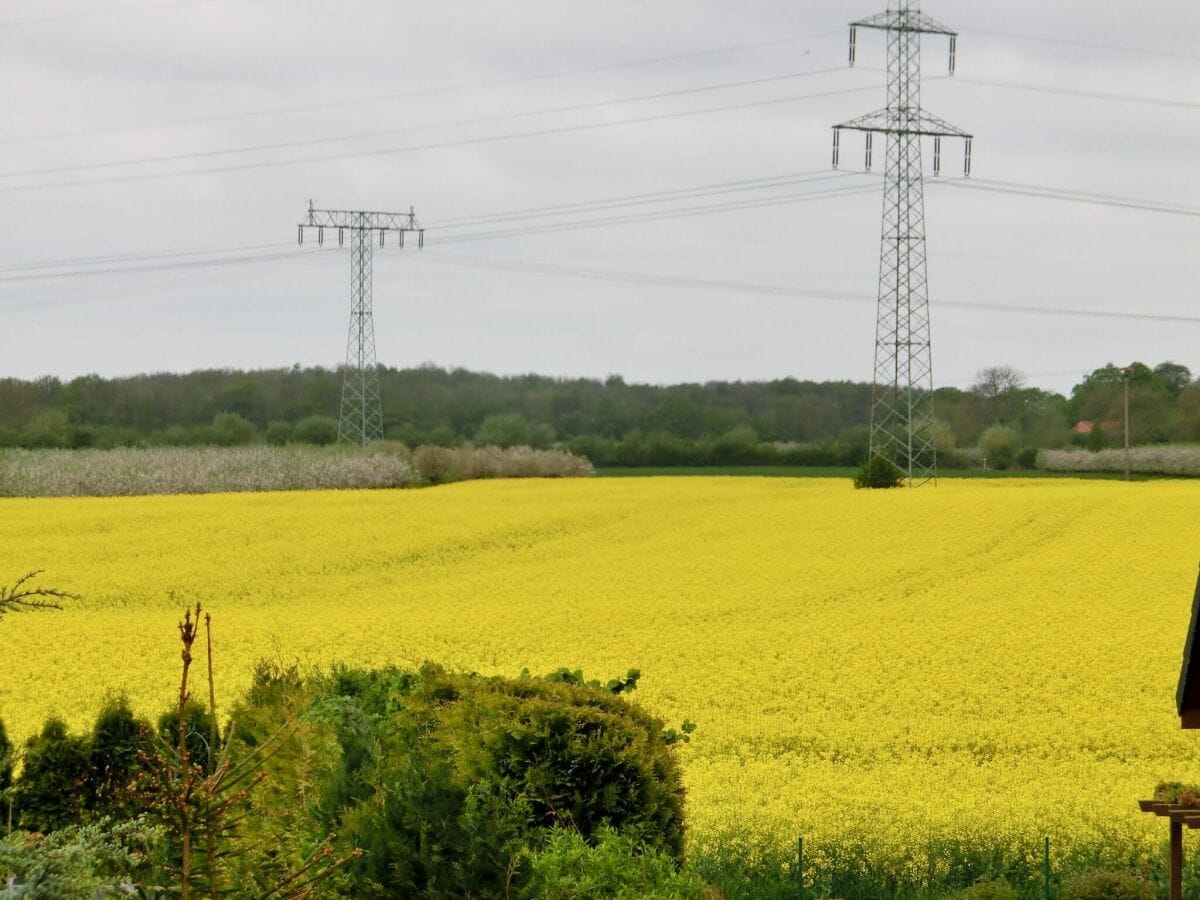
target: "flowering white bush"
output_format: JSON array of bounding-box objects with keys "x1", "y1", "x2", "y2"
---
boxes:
[
  {"x1": 0, "y1": 446, "x2": 418, "y2": 497},
  {"x1": 1038, "y1": 445, "x2": 1200, "y2": 476}
]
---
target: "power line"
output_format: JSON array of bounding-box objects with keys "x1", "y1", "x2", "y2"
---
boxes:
[
  {"x1": 948, "y1": 75, "x2": 1200, "y2": 112},
  {"x1": 0, "y1": 240, "x2": 288, "y2": 274},
  {"x1": 0, "y1": 84, "x2": 881, "y2": 193},
  {"x1": 933, "y1": 176, "x2": 1200, "y2": 218},
  {"x1": 430, "y1": 170, "x2": 858, "y2": 230},
  {"x1": 0, "y1": 67, "x2": 864, "y2": 180},
  {"x1": 0, "y1": 29, "x2": 844, "y2": 146},
  {"x1": 433, "y1": 180, "x2": 881, "y2": 244},
  {"x1": 963, "y1": 27, "x2": 1200, "y2": 63},
  {"x1": 0, "y1": 247, "x2": 302, "y2": 285},
  {"x1": 416, "y1": 250, "x2": 1200, "y2": 325}
]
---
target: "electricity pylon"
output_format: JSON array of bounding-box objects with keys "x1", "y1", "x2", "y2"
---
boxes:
[
  {"x1": 832, "y1": 1, "x2": 971, "y2": 485},
  {"x1": 297, "y1": 201, "x2": 424, "y2": 446}
]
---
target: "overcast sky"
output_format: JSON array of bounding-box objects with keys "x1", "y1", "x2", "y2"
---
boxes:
[{"x1": 1, "y1": 0, "x2": 1197, "y2": 395}]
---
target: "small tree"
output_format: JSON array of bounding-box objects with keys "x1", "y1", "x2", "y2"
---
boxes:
[
  {"x1": 853, "y1": 455, "x2": 904, "y2": 489},
  {"x1": 86, "y1": 698, "x2": 150, "y2": 820},
  {"x1": 209, "y1": 413, "x2": 256, "y2": 447},
  {"x1": 292, "y1": 415, "x2": 338, "y2": 446},
  {"x1": 475, "y1": 413, "x2": 531, "y2": 449},
  {"x1": 17, "y1": 719, "x2": 91, "y2": 833},
  {"x1": 978, "y1": 425, "x2": 1020, "y2": 470}
]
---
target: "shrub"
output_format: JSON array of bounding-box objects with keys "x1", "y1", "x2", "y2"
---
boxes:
[
  {"x1": 264, "y1": 421, "x2": 293, "y2": 446},
  {"x1": 410, "y1": 445, "x2": 594, "y2": 484},
  {"x1": 475, "y1": 413, "x2": 532, "y2": 449},
  {"x1": 955, "y1": 878, "x2": 1018, "y2": 899},
  {"x1": 1062, "y1": 867, "x2": 1154, "y2": 900},
  {"x1": 156, "y1": 699, "x2": 217, "y2": 773},
  {"x1": 86, "y1": 698, "x2": 150, "y2": 819},
  {"x1": 1016, "y1": 446, "x2": 1039, "y2": 470},
  {"x1": 0, "y1": 446, "x2": 418, "y2": 497},
  {"x1": 229, "y1": 662, "x2": 687, "y2": 897},
  {"x1": 0, "y1": 818, "x2": 166, "y2": 897},
  {"x1": 293, "y1": 414, "x2": 339, "y2": 446},
  {"x1": 17, "y1": 718, "x2": 91, "y2": 832},
  {"x1": 209, "y1": 412, "x2": 256, "y2": 447},
  {"x1": 853, "y1": 454, "x2": 903, "y2": 489},
  {"x1": 519, "y1": 826, "x2": 707, "y2": 899},
  {"x1": 0, "y1": 715, "x2": 12, "y2": 796},
  {"x1": 412, "y1": 444, "x2": 454, "y2": 484},
  {"x1": 978, "y1": 425, "x2": 1020, "y2": 470}
]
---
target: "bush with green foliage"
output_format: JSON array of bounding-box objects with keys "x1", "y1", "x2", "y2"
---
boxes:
[
  {"x1": 210, "y1": 412, "x2": 256, "y2": 447},
  {"x1": 228, "y1": 662, "x2": 688, "y2": 898},
  {"x1": 954, "y1": 877, "x2": 1018, "y2": 899},
  {"x1": 264, "y1": 420, "x2": 293, "y2": 446},
  {"x1": 519, "y1": 826, "x2": 707, "y2": 900},
  {"x1": 0, "y1": 715, "x2": 12, "y2": 797},
  {"x1": 474, "y1": 412, "x2": 532, "y2": 449},
  {"x1": 978, "y1": 425, "x2": 1021, "y2": 470},
  {"x1": 293, "y1": 414, "x2": 339, "y2": 445},
  {"x1": 1062, "y1": 867, "x2": 1154, "y2": 900},
  {"x1": 1016, "y1": 446, "x2": 1039, "y2": 470},
  {"x1": 0, "y1": 818, "x2": 166, "y2": 897},
  {"x1": 17, "y1": 719, "x2": 91, "y2": 833},
  {"x1": 155, "y1": 698, "x2": 217, "y2": 773},
  {"x1": 853, "y1": 454, "x2": 904, "y2": 489},
  {"x1": 86, "y1": 698, "x2": 150, "y2": 819}
]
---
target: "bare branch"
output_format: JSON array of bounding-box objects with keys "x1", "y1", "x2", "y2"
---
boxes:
[{"x1": 0, "y1": 570, "x2": 81, "y2": 617}]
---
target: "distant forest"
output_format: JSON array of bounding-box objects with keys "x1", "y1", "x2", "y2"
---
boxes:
[{"x1": 1, "y1": 361, "x2": 1197, "y2": 468}]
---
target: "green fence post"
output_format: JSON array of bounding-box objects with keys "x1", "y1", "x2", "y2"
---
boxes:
[
  {"x1": 1043, "y1": 836, "x2": 1051, "y2": 900},
  {"x1": 798, "y1": 835, "x2": 805, "y2": 900}
]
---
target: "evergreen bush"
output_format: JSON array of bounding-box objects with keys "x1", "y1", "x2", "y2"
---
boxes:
[
  {"x1": 86, "y1": 698, "x2": 150, "y2": 819},
  {"x1": 0, "y1": 715, "x2": 12, "y2": 796},
  {"x1": 17, "y1": 718, "x2": 90, "y2": 833},
  {"x1": 229, "y1": 662, "x2": 688, "y2": 898},
  {"x1": 853, "y1": 455, "x2": 904, "y2": 489}
]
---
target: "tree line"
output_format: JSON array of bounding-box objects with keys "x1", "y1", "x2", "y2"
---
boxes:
[{"x1": 1, "y1": 360, "x2": 1197, "y2": 467}]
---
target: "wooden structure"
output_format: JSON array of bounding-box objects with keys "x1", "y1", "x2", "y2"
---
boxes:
[
  {"x1": 1137, "y1": 565, "x2": 1200, "y2": 900},
  {"x1": 1177, "y1": 564, "x2": 1200, "y2": 728}
]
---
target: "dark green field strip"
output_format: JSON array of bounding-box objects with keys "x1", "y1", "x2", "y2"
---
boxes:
[{"x1": 594, "y1": 466, "x2": 1167, "y2": 481}]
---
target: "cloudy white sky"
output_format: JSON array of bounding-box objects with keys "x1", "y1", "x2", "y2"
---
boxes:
[{"x1": 1, "y1": 0, "x2": 1197, "y2": 394}]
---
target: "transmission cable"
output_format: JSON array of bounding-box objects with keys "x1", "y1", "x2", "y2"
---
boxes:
[
  {"x1": 0, "y1": 29, "x2": 843, "y2": 145},
  {"x1": 416, "y1": 250, "x2": 1200, "y2": 325},
  {"x1": 0, "y1": 67, "x2": 868, "y2": 180},
  {"x1": 0, "y1": 84, "x2": 881, "y2": 193}
]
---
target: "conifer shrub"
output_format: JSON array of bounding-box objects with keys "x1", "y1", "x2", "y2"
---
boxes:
[
  {"x1": 228, "y1": 662, "x2": 688, "y2": 898},
  {"x1": 156, "y1": 699, "x2": 217, "y2": 773},
  {"x1": 17, "y1": 718, "x2": 90, "y2": 833},
  {"x1": 86, "y1": 698, "x2": 150, "y2": 819},
  {"x1": 853, "y1": 454, "x2": 904, "y2": 489},
  {"x1": 0, "y1": 715, "x2": 12, "y2": 796}
]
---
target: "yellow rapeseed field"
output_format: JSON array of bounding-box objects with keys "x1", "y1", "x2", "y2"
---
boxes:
[{"x1": 1, "y1": 476, "x2": 1197, "y2": 875}]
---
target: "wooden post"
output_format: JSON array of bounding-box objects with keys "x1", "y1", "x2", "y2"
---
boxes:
[
  {"x1": 1171, "y1": 819, "x2": 1183, "y2": 900},
  {"x1": 797, "y1": 835, "x2": 805, "y2": 900}
]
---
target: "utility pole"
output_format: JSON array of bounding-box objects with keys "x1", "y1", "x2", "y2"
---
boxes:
[
  {"x1": 297, "y1": 202, "x2": 424, "y2": 446},
  {"x1": 832, "y1": 1, "x2": 972, "y2": 486},
  {"x1": 1120, "y1": 365, "x2": 1134, "y2": 480}
]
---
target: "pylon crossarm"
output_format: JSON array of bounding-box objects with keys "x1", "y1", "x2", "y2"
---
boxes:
[
  {"x1": 851, "y1": 10, "x2": 954, "y2": 35},
  {"x1": 834, "y1": 109, "x2": 971, "y2": 139},
  {"x1": 300, "y1": 206, "x2": 423, "y2": 233}
]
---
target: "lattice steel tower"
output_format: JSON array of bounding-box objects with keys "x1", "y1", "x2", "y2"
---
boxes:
[
  {"x1": 298, "y1": 202, "x2": 424, "y2": 445},
  {"x1": 832, "y1": 1, "x2": 971, "y2": 485}
]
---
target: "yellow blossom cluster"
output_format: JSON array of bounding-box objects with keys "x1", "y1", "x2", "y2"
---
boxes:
[{"x1": 0, "y1": 476, "x2": 1196, "y2": 872}]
